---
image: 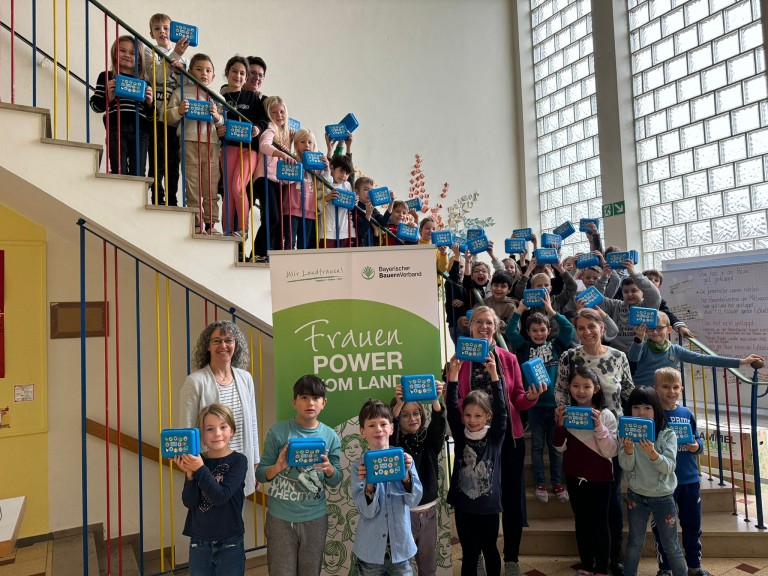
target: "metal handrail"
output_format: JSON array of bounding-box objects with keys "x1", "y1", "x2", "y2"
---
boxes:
[
  {"x1": 0, "y1": 18, "x2": 95, "y2": 91},
  {"x1": 86, "y1": 0, "x2": 403, "y2": 244},
  {"x1": 682, "y1": 335, "x2": 766, "y2": 385},
  {"x1": 87, "y1": 0, "x2": 249, "y2": 125}
]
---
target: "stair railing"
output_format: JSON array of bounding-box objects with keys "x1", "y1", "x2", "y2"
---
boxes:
[
  {"x1": 0, "y1": 0, "x2": 404, "y2": 264},
  {"x1": 676, "y1": 333, "x2": 767, "y2": 530},
  {"x1": 78, "y1": 218, "x2": 273, "y2": 576}
]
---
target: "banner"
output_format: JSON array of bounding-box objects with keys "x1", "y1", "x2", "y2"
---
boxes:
[
  {"x1": 270, "y1": 246, "x2": 442, "y2": 425},
  {"x1": 270, "y1": 246, "x2": 452, "y2": 575}
]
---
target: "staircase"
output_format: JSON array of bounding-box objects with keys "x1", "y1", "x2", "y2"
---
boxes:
[
  {"x1": 0, "y1": 102, "x2": 273, "y2": 326},
  {"x1": 519, "y1": 447, "x2": 767, "y2": 557}
]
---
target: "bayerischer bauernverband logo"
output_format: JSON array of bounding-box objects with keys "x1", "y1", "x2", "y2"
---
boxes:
[{"x1": 361, "y1": 266, "x2": 375, "y2": 280}]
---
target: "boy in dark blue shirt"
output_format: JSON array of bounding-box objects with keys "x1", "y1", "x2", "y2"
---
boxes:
[{"x1": 652, "y1": 368, "x2": 709, "y2": 576}]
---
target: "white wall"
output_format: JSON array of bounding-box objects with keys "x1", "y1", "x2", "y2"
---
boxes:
[{"x1": 1, "y1": 0, "x2": 524, "y2": 244}]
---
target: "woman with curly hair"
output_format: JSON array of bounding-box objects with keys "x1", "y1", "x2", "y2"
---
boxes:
[
  {"x1": 179, "y1": 321, "x2": 260, "y2": 495},
  {"x1": 555, "y1": 308, "x2": 635, "y2": 576}
]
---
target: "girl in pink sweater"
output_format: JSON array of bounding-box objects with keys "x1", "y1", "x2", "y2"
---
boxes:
[
  {"x1": 282, "y1": 129, "x2": 329, "y2": 249},
  {"x1": 554, "y1": 366, "x2": 619, "y2": 576},
  {"x1": 254, "y1": 96, "x2": 294, "y2": 260}
]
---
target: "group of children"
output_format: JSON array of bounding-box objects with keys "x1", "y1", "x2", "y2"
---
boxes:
[
  {"x1": 89, "y1": 13, "x2": 429, "y2": 262},
  {"x1": 179, "y1": 364, "x2": 746, "y2": 576},
  {"x1": 178, "y1": 375, "x2": 434, "y2": 575},
  {"x1": 423, "y1": 222, "x2": 763, "y2": 576}
]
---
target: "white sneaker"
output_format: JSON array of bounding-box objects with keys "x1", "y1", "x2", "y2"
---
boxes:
[
  {"x1": 506, "y1": 561, "x2": 521, "y2": 576},
  {"x1": 554, "y1": 485, "x2": 570, "y2": 503},
  {"x1": 535, "y1": 485, "x2": 549, "y2": 502}
]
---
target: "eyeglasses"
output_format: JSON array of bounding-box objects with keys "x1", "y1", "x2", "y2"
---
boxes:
[
  {"x1": 647, "y1": 326, "x2": 669, "y2": 333},
  {"x1": 211, "y1": 338, "x2": 235, "y2": 346},
  {"x1": 472, "y1": 320, "x2": 495, "y2": 327},
  {"x1": 249, "y1": 72, "x2": 265, "y2": 79},
  {"x1": 401, "y1": 411, "x2": 421, "y2": 420}
]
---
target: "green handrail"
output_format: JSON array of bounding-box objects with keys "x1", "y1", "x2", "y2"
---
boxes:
[
  {"x1": 682, "y1": 335, "x2": 766, "y2": 385},
  {"x1": 88, "y1": 0, "x2": 247, "y2": 122}
]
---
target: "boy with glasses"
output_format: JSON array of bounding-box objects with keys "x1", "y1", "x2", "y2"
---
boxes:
[{"x1": 627, "y1": 311, "x2": 763, "y2": 388}]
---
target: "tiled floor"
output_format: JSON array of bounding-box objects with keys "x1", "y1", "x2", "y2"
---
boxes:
[
  {"x1": 2, "y1": 539, "x2": 767, "y2": 576},
  {"x1": 241, "y1": 549, "x2": 768, "y2": 576}
]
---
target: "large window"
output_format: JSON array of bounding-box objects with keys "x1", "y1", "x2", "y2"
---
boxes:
[
  {"x1": 532, "y1": 0, "x2": 603, "y2": 256},
  {"x1": 629, "y1": 0, "x2": 768, "y2": 269}
]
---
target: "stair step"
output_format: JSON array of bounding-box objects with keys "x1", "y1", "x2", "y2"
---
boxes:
[
  {"x1": 191, "y1": 232, "x2": 242, "y2": 241},
  {"x1": 144, "y1": 203, "x2": 197, "y2": 213},
  {"x1": 94, "y1": 172, "x2": 154, "y2": 184},
  {"x1": 521, "y1": 511, "x2": 765, "y2": 557},
  {"x1": 50, "y1": 532, "x2": 99, "y2": 576},
  {"x1": 0, "y1": 497, "x2": 27, "y2": 558},
  {"x1": 0, "y1": 542, "x2": 50, "y2": 576},
  {"x1": 40, "y1": 137, "x2": 102, "y2": 152},
  {"x1": 104, "y1": 543, "x2": 140, "y2": 576},
  {"x1": 524, "y1": 477, "x2": 736, "y2": 519}
]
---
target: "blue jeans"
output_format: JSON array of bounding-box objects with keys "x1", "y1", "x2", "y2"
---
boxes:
[
  {"x1": 528, "y1": 405, "x2": 562, "y2": 486},
  {"x1": 625, "y1": 490, "x2": 686, "y2": 576},
  {"x1": 283, "y1": 215, "x2": 316, "y2": 250},
  {"x1": 355, "y1": 554, "x2": 413, "y2": 576},
  {"x1": 652, "y1": 482, "x2": 703, "y2": 570},
  {"x1": 188, "y1": 534, "x2": 244, "y2": 575}
]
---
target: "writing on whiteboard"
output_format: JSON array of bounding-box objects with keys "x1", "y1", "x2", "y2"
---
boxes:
[
  {"x1": 669, "y1": 303, "x2": 699, "y2": 321},
  {"x1": 669, "y1": 278, "x2": 693, "y2": 294},
  {"x1": 664, "y1": 262, "x2": 767, "y2": 380}
]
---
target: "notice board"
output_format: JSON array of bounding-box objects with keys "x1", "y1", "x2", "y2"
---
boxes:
[{"x1": 663, "y1": 251, "x2": 768, "y2": 382}]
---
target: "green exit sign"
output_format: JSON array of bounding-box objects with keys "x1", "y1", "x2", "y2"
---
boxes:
[{"x1": 602, "y1": 201, "x2": 625, "y2": 218}]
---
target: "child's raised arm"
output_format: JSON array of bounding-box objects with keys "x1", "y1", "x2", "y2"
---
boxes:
[
  {"x1": 504, "y1": 302, "x2": 528, "y2": 351},
  {"x1": 488, "y1": 379, "x2": 507, "y2": 440},
  {"x1": 629, "y1": 264, "x2": 662, "y2": 309},
  {"x1": 425, "y1": 382, "x2": 447, "y2": 454}
]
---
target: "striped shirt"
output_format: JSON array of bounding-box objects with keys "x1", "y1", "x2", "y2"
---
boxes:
[{"x1": 216, "y1": 382, "x2": 244, "y2": 454}]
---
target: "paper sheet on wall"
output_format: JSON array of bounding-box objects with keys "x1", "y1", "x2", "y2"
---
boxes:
[{"x1": 663, "y1": 263, "x2": 768, "y2": 380}]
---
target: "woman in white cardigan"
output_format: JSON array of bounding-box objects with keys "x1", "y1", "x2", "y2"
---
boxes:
[{"x1": 179, "y1": 321, "x2": 260, "y2": 495}]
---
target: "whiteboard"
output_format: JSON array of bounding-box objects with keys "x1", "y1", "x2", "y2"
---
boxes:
[{"x1": 662, "y1": 253, "x2": 768, "y2": 383}]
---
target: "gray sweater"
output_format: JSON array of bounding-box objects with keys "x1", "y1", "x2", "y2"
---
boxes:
[
  {"x1": 595, "y1": 271, "x2": 661, "y2": 353},
  {"x1": 619, "y1": 427, "x2": 678, "y2": 497}
]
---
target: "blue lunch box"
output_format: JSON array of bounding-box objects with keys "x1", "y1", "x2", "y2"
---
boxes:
[
  {"x1": 225, "y1": 120, "x2": 253, "y2": 143},
  {"x1": 287, "y1": 438, "x2": 326, "y2": 466},
  {"x1": 160, "y1": 428, "x2": 200, "y2": 458},
  {"x1": 170, "y1": 21, "x2": 199, "y2": 47},
  {"x1": 565, "y1": 406, "x2": 594, "y2": 430},
  {"x1": 521, "y1": 357, "x2": 551, "y2": 388},
  {"x1": 364, "y1": 447, "x2": 407, "y2": 484},
  {"x1": 276, "y1": 161, "x2": 304, "y2": 182},
  {"x1": 401, "y1": 374, "x2": 438, "y2": 402},
  {"x1": 619, "y1": 416, "x2": 655, "y2": 442},
  {"x1": 114, "y1": 75, "x2": 147, "y2": 102},
  {"x1": 456, "y1": 337, "x2": 489, "y2": 362}
]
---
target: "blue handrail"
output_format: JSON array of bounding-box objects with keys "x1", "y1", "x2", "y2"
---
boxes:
[{"x1": 677, "y1": 334, "x2": 767, "y2": 530}]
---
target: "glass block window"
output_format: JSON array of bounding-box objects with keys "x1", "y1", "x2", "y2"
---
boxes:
[
  {"x1": 531, "y1": 0, "x2": 603, "y2": 257},
  {"x1": 629, "y1": 0, "x2": 768, "y2": 269}
]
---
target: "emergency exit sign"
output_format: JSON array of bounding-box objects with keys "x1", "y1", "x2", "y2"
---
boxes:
[{"x1": 602, "y1": 201, "x2": 625, "y2": 218}]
